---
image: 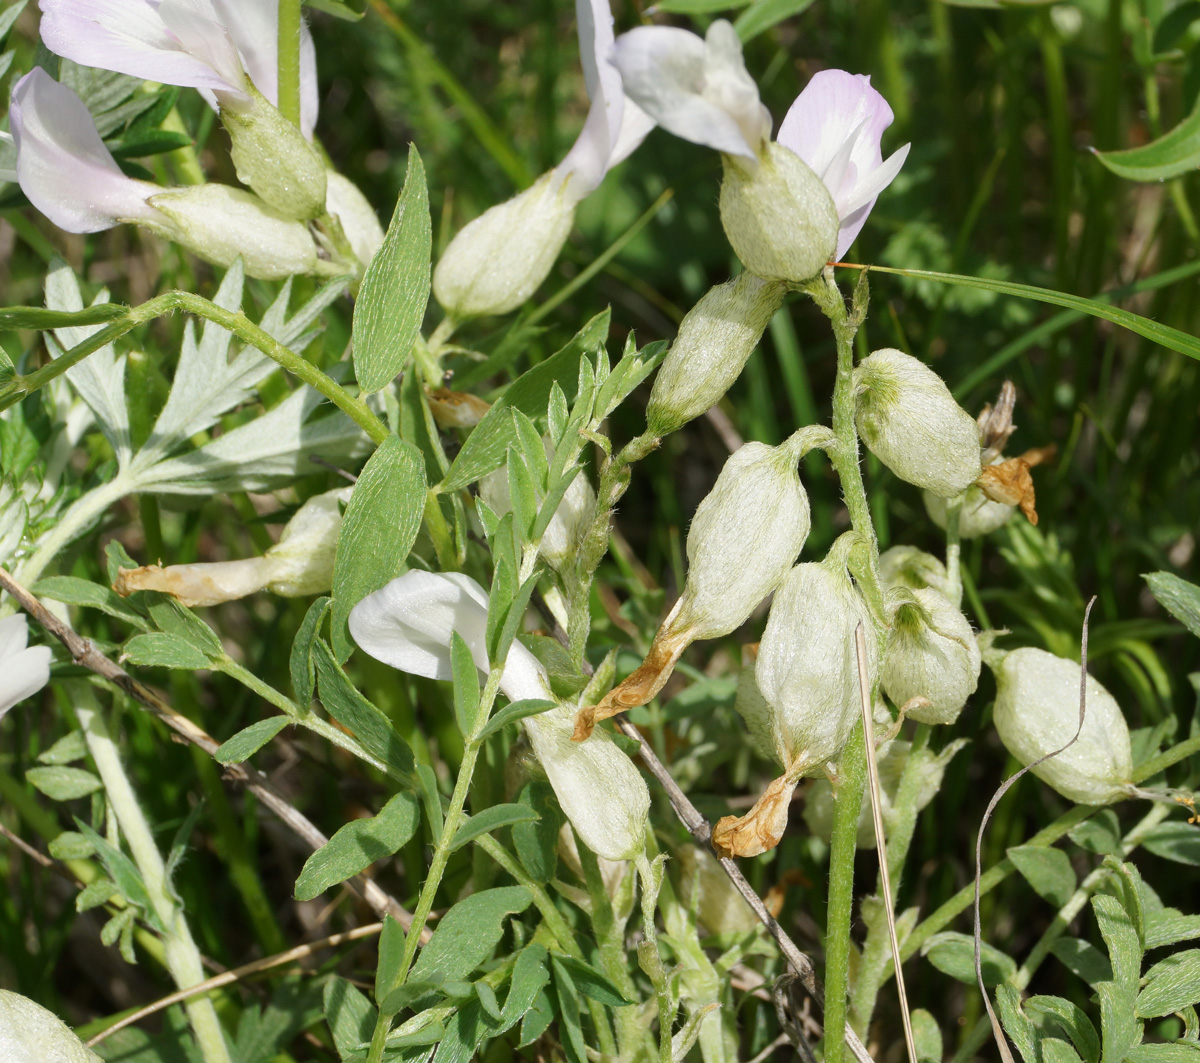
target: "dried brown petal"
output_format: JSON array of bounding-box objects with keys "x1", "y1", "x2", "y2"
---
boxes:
[
  {"x1": 113, "y1": 559, "x2": 272, "y2": 607},
  {"x1": 572, "y1": 623, "x2": 692, "y2": 741},
  {"x1": 976, "y1": 458, "x2": 1038, "y2": 525},
  {"x1": 978, "y1": 381, "x2": 1017, "y2": 462},
  {"x1": 712, "y1": 772, "x2": 800, "y2": 858},
  {"x1": 427, "y1": 388, "x2": 491, "y2": 429}
]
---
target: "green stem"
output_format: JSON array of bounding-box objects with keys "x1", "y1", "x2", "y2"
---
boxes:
[
  {"x1": 578, "y1": 843, "x2": 641, "y2": 1057},
  {"x1": 804, "y1": 266, "x2": 883, "y2": 1063},
  {"x1": 365, "y1": 668, "x2": 506, "y2": 1063},
  {"x1": 277, "y1": 0, "x2": 302, "y2": 128},
  {"x1": 423, "y1": 490, "x2": 457, "y2": 571},
  {"x1": 74, "y1": 686, "x2": 231, "y2": 1063},
  {"x1": 3, "y1": 292, "x2": 388, "y2": 444},
  {"x1": 823, "y1": 721, "x2": 868, "y2": 1063}
]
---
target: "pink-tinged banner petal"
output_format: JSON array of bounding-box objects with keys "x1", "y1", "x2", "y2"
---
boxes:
[
  {"x1": 612, "y1": 25, "x2": 760, "y2": 159},
  {"x1": 9, "y1": 70, "x2": 162, "y2": 233},
  {"x1": 38, "y1": 0, "x2": 248, "y2": 101},
  {"x1": 777, "y1": 69, "x2": 908, "y2": 258}
]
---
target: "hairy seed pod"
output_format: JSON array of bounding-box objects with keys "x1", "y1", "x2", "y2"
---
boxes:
[
  {"x1": 991, "y1": 646, "x2": 1133, "y2": 805},
  {"x1": 0, "y1": 990, "x2": 102, "y2": 1062},
  {"x1": 719, "y1": 142, "x2": 839, "y2": 284},
  {"x1": 854, "y1": 348, "x2": 982, "y2": 497},
  {"x1": 647, "y1": 273, "x2": 786, "y2": 437},
  {"x1": 882, "y1": 588, "x2": 980, "y2": 726},
  {"x1": 924, "y1": 481, "x2": 1015, "y2": 539},
  {"x1": 878, "y1": 545, "x2": 956, "y2": 600}
]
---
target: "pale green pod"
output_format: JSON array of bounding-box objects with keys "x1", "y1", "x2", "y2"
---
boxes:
[
  {"x1": 433, "y1": 169, "x2": 577, "y2": 319},
  {"x1": 646, "y1": 273, "x2": 786, "y2": 437},
  {"x1": 734, "y1": 653, "x2": 782, "y2": 765},
  {"x1": 325, "y1": 171, "x2": 386, "y2": 267},
  {"x1": 878, "y1": 545, "x2": 956, "y2": 601},
  {"x1": 755, "y1": 550, "x2": 876, "y2": 775},
  {"x1": 220, "y1": 82, "x2": 327, "y2": 220},
  {"x1": 991, "y1": 647, "x2": 1133, "y2": 805},
  {"x1": 0, "y1": 990, "x2": 102, "y2": 1063},
  {"x1": 882, "y1": 587, "x2": 980, "y2": 725},
  {"x1": 148, "y1": 185, "x2": 321, "y2": 280},
  {"x1": 674, "y1": 440, "x2": 811, "y2": 641},
  {"x1": 854, "y1": 348, "x2": 982, "y2": 498},
  {"x1": 719, "y1": 142, "x2": 839, "y2": 284}
]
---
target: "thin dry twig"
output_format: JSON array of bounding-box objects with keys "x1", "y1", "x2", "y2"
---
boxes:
[
  {"x1": 855, "y1": 623, "x2": 917, "y2": 1063},
  {"x1": 86, "y1": 922, "x2": 385, "y2": 1046},
  {"x1": 972, "y1": 596, "x2": 1098, "y2": 1063},
  {"x1": 613, "y1": 716, "x2": 875, "y2": 1063},
  {"x1": 0, "y1": 567, "x2": 418, "y2": 931}
]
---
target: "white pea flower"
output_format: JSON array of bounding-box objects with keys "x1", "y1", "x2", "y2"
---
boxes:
[
  {"x1": 39, "y1": 0, "x2": 326, "y2": 218},
  {"x1": 0, "y1": 990, "x2": 101, "y2": 1063},
  {"x1": 989, "y1": 646, "x2": 1133, "y2": 806},
  {"x1": 0, "y1": 615, "x2": 52, "y2": 720},
  {"x1": 433, "y1": 0, "x2": 654, "y2": 319},
  {"x1": 575, "y1": 434, "x2": 816, "y2": 740},
  {"x1": 350, "y1": 571, "x2": 649, "y2": 861},
  {"x1": 613, "y1": 25, "x2": 908, "y2": 277},
  {"x1": 7, "y1": 71, "x2": 334, "y2": 279},
  {"x1": 39, "y1": 0, "x2": 319, "y2": 136}
]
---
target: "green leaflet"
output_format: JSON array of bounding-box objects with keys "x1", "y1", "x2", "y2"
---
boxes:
[
  {"x1": 352, "y1": 145, "x2": 431, "y2": 393},
  {"x1": 329, "y1": 434, "x2": 426, "y2": 661},
  {"x1": 1093, "y1": 95, "x2": 1200, "y2": 181},
  {"x1": 294, "y1": 791, "x2": 421, "y2": 901}
]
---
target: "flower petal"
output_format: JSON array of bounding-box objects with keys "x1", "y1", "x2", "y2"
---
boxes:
[
  {"x1": 9, "y1": 70, "x2": 162, "y2": 233},
  {"x1": 325, "y1": 172, "x2": 384, "y2": 266},
  {"x1": 777, "y1": 70, "x2": 892, "y2": 182},
  {"x1": 0, "y1": 614, "x2": 29, "y2": 659},
  {"x1": 38, "y1": 0, "x2": 248, "y2": 99},
  {"x1": 524, "y1": 705, "x2": 649, "y2": 861},
  {"x1": 349, "y1": 570, "x2": 491, "y2": 680},
  {"x1": 612, "y1": 25, "x2": 759, "y2": 158},
  {"x1": 0, "y1": 645, "x2": 52, "y2": 717},
  {"x1": 831, "y1": 143, "x2": 909, "y2": 258}
]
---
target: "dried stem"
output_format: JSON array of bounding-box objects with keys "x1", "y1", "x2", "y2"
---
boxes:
[
  {"x1": 0, "y1": 567, "x2": 415, "y2": 928},
  {"x1": 613, "y1": 717, "x2": 874, "y2": 1063}
]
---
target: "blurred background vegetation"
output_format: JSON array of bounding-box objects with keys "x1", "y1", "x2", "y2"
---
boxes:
[{"x1": 2, "y1": 0, "x2": 1199, "y2": 1057}]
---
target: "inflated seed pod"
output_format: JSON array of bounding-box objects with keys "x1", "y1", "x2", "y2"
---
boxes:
[
  {"x1": 677, "y1": 844, "x2": 762, "y2": 936},
  {"x1": 990, "y1": 647, "x2": 1133, "y2": 805},
  {"x1": 882, "y1": 587, "x2": 980, "y2": 726},
  {"x1": 0, "y1": 990, "x2": 102, "y2": 1062},
  {"x1": 433, "y1": 170, "x2": 577, "y2": 319},
  {"x1": 575, "y1": 435, "x2": 815, "y2": 739},
  {"x1": 854, "y1": 348, "x2": 982, "y2": 498},
  {"x1": 713, "y1": 544, "x2": 877, "y2": 857},
  {"x1": 719, "y1": 142, "x2": 839, "y2": 285},
  {"x1": 646, "y1": 273, "x2": 786, "y2": 437}
]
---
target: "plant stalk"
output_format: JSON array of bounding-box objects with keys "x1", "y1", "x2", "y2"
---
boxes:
[
  {"x1": 74, "y1": 686, "x2": 231, "y2": 1063},
  {"x1": 277, "y1": 0, "x2": 303, "y2": 128}
]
